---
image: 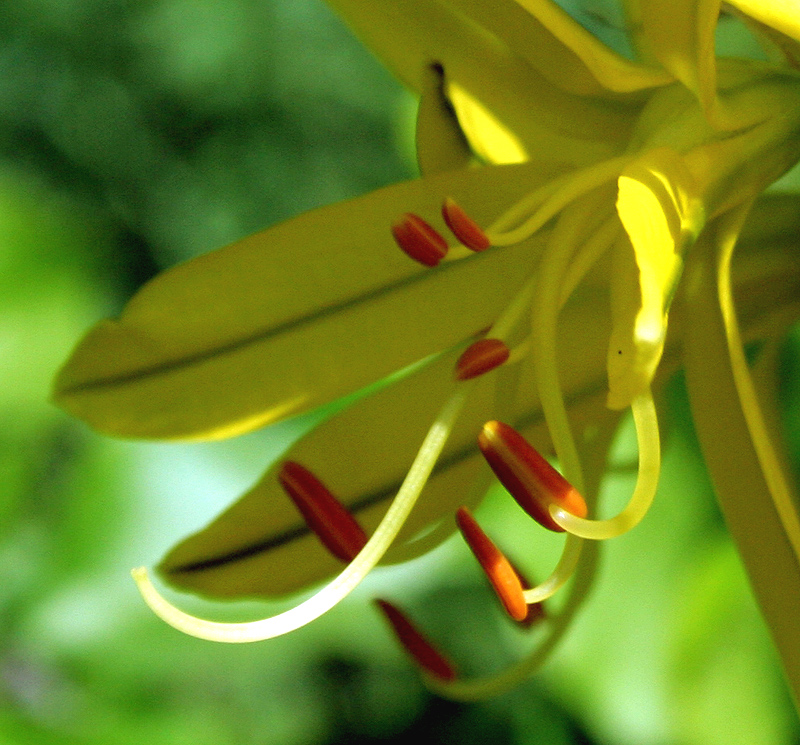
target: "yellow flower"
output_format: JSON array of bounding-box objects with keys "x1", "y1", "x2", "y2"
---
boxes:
[{"x1": 53, "y1": 0, "x2": 800, "y2": 700}]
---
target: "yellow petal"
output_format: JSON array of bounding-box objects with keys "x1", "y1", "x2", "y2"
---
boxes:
[
  {"x1": 727, "y1": 0, "x2": 800, "y2": 44},
  {"x1": 638, "y1": 0, "x2": 722, "y2": 120},
  {"x1": 684, "y1": 204, "x2": 800, "y2": 707},
  {"x1": 328, "y1": 0, "x2": 646, "y2": 166},
  {"x1": 609, "y1": 148, "x2": 704, "y2": 409},
  {"x1": 329, "y1": 0, "x2": 664, "y2": 97},
  {"x1": 159, "y1": 284, "x2": 619, "y2": 599},
  {"x1": 508, "y1": 0, "x2": 673, "y2": 92},
  {"x1": 54, "y1": 162, "x2": 560, "y2": 441}
]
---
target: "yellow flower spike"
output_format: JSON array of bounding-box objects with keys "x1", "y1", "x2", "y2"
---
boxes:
[
  {"x1": 609, "y1": 148, "x2": 704, "y2": 411},
  {"x1": 684, "y1": 203, "x2": 800, "y2": 707},
  {"x1": 52, "y1": 0, "x2": 800, "y2": 705}
]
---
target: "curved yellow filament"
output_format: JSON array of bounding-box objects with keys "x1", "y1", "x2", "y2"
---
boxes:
[
  {"x1": 132, "y1": 389, "x2": 468, "y2": 642},
  {"x1": 426, "y1": 535, "x2": 601, "y2": 701},
  {"x1": 487, "y1": 156, "x2": 629, "y2": 246},
  {"x1": 522, "y1": 532, "x2": 583, "y2": 603},
  {"x1": 550, "y1": 391, "x2": 660, "y2": 539}
]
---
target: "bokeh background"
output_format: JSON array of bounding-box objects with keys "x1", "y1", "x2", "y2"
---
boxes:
[{"x1": 2, "y1": 0, "x2": 800, "y2": 743}]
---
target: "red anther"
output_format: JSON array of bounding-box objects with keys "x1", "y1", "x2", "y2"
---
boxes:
[
  {"x1": 442, "y1": 197, "x2": 491, "y2": 251},
  {"x1": 455, "y1": 338, "x2": 510, "y2": 381},
  {"x1": 391, "y1": 213, "x2": 449, "y2": 267},
  {"x1": 375, "y1": 600, "x2": 457, "y2": 681},
  {"x1": 455, "y1": 507, "x2": 528, "y2": 622},
  {"x1": 477, "y1": 421, "x2": 588, "y2": 532},
  {"x1": 278, "y1": 461, "x2": 368, "y2": 563}
]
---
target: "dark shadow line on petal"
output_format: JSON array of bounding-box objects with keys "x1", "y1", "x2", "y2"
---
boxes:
[
  {"x1": 163, "y1": 381, "x2": 609, "y2": 577},
  {"x1": 58, "y1": 247, "x2": 504, "y2": 395}
]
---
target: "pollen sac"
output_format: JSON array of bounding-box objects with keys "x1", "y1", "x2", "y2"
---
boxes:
[
  {"x1": 376, "y1": 600, "x2": 457, "y2": 681},
  {"x1": 478, "y1": 421, "x2": 588, "y2": 532},
  {"x1": 278, "y1": 461, "x2": 368, "y2": 563},
  {"x1": 391, "y1": 213, "x2": 449, "y2": 267},
  {"x1": 456, "y1": 507, "x2": 528, "y2": 622},
  {"x1": 455, "y1": 338, "x2": 510, "y2": 380},
  {"x1": 442, "y1": 197, "x2": 491, "y2": 251}
]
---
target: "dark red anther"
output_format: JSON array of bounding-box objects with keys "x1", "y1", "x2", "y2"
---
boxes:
[
  {"x1": 278, "y1": 461, "x2": 367, "y2": 562},
  {"x1": 376, "y1": 600, "x2": 457, "y2": 681},
  {"x1": 456, "y1": 507, "x2": 528, "y2": 622},
  {"x1": 391, "y1": 213, "x2": 449, "y2": 267},
  {"x1": 442, "y1": 197, "x2": 491, "y2": 251},
  {"x1": 477, "y1": 421, "x2": 588, "y2": 532},
  {"x1": 455, "y1": 338, "x2": 510, "y2": 380}
]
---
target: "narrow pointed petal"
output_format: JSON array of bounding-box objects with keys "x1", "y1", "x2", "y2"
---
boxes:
[
  {"x1": 54, "y1": 162, "x2": 556, "y2": 441},
  {"x1": 508, "y1": 0, "x2": 674, "y2": 92},
  {"x1": 157, "y1": 350, "x2": 495, "y2": 598},
  {"x1": 684, "y1": 206, "x2": 800, "y2": 707},
  {"x1": 638, "y1": 0, "x2": 722, "y2": 120},
  {"x1": 327, "y1": 0, "x2": 645, "y2": 166},
  {"x1": 376, "y1": 600, "x2": 457, "y2": 681}
]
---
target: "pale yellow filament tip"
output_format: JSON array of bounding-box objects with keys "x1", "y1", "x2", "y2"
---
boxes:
[
  {"x1": 132, "y1": 390, "x2": 468, "y2": 642},
  {"x1": 550, "y1": 391, "x2": 660, "y2": 539}
]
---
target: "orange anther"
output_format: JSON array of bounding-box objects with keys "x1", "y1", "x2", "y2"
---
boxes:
[
  {"x1": 509, "y1": 562, "x2": 546, "y2": 628},
  {"x1": 455, "y1": 338, "x2": 510, "y2": 380},
  {"x1": 278, "y1": 461, "x2": 367, "y2": 563},
  {"x1": 442, "y1": 197, "x2": 491, "y2": 251},
  {"x1": 455, "y1": 507, "x2": 528, "y2": 622},
  {"x1": 391, "y1": 213, "x2": 449, "y2": 267},
  {"x1": 375, "y1": 600, "x2": 457, "y2": 681},
  {"x1": 477, "y1": 421, "x2": 588, "y2": 532}
]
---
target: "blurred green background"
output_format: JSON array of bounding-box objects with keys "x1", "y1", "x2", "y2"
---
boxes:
[{"x1": 1, "y1": 1, "x2": 799, "y2": 743}]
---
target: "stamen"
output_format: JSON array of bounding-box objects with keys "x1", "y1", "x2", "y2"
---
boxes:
[
  {"x1": 278, "y1": 461, "x2": 367, "y2": 563},
  {"x1": 455, "y1": 507, "x2": 527, "y2": 622},
  {"x1": 455, "y1": 338, "x2": 510, "y2": 380},
  {"x1": 376, "y1": 600, "x2": 457, "y2": 681},
  {"x1": 486, "y1": 156, "x2": 629, "y2": 247},
  {"x1": 131, "y1": 390, "x2": 468, "y2": 643},
  {"x1": 391, "y1": 213, "x2": 449, "y2": 267},
  {"x1": 442, "y1": 197, "x2": 491, "y2": 251},
  {"x1": 478, "y1": 421, "x2": 588, "y2": 532},
  {"x1": 424, "y1": 535, "x2": 601, "y2": 702},
  {"x1": 549, "y1": 391, "x2": 661, "y2": 539},
  {"x1": 529, "y1": 192, "x2": 613, "y2": 496}
]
